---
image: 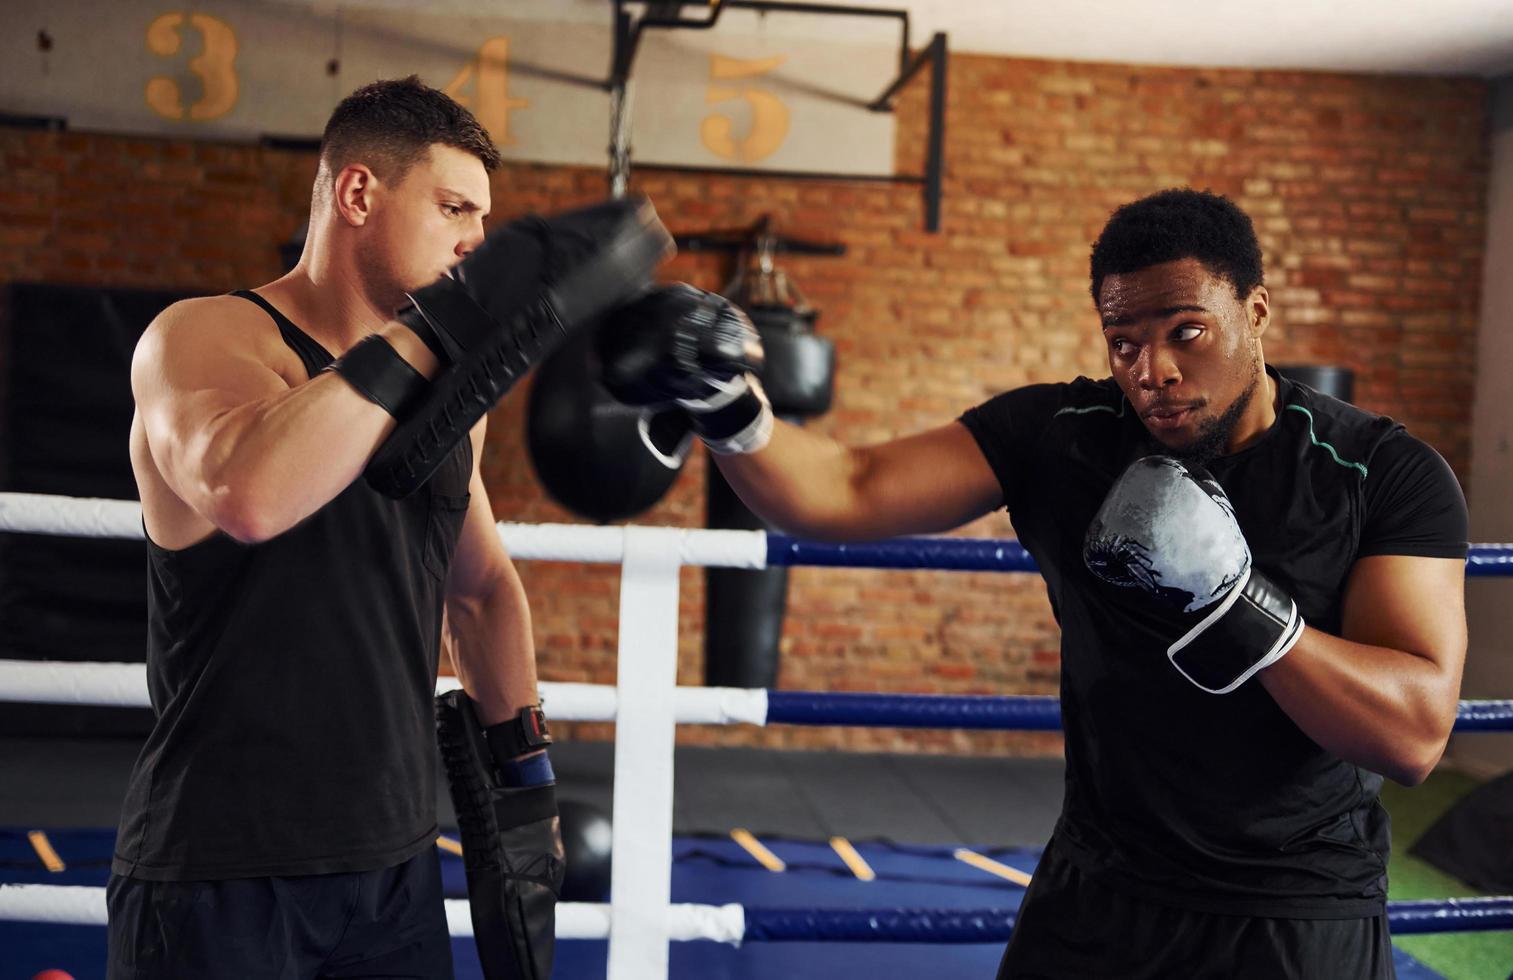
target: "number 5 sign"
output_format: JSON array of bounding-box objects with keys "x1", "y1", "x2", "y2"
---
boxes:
[{"x1": 700, "y1": 53, "x2": 789, "y2": 163}]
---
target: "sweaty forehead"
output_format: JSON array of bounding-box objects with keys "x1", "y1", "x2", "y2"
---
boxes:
[{"x1": 1097, "y1": 258, "x2": 1228, "y2": 322}]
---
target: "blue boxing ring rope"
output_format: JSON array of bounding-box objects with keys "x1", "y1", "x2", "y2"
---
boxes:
[
  {"x1": 762, "y1": 689, "x2": 1513, "y2": 732},
  {"x1": 0, "y1": 493, "x2": 1510, "y2": 977},
  {"x1": 768, "y1": 533, "x2": 1513, "y2": 577},
  {"x1": 738, "y1": 896, "x2": 1513, "y2": 941}
]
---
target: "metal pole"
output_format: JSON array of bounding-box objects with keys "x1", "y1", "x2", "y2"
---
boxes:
[
  {"x1": 608, "y1": 79, "x2": 632, "y2": 198},
  {"x1": 925, "y1": 33, "x2": 947, "y2": 232}
]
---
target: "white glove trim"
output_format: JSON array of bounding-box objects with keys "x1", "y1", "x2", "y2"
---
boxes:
[
  {"x1": 637, "y1": 412, "x2": 695, "y2": 470},
  {"x1": 677, "y1": 374, "x2": 749, "y2": 414},
  {"x1": 1167, "y1": 567, "x2": 1306, "y2": 695},
  {"x1": 703, "y1": 396, "x2": 774, "y2": 456}
]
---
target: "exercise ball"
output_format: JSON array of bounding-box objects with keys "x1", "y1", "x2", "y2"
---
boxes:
[{"x1": 559, "y1": 798, "x2": 613, "y2": 901}]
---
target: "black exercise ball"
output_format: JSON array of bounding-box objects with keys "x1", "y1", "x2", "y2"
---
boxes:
[{"x1": 559, "y1": 798, "x2": 613, "y2": 901}]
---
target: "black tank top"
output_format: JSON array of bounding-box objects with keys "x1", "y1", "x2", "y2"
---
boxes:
[{"x1": 113, "y1": 291, "x2": 473, "y2": 880}]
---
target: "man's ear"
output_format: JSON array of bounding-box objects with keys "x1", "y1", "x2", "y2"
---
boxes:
[
  {"x1": 332, "y1": 163, "x2": 378, "y2": 227},
  {"x1": 1247, "y1": 284, "x2": 1271, "y2": 339}
]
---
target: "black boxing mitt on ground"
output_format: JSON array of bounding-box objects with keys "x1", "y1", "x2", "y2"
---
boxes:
[
  {"x1": 1082, "y1": 455, "x2": 1304, "y2": 693},
  {"x1": 347, "y1": 196, "x2": 673, "y2": 498}
]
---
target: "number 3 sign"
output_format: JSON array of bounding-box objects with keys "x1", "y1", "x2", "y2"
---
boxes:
[{"x1": 144, "y1": 11, "x2": 239, "y2": 122}]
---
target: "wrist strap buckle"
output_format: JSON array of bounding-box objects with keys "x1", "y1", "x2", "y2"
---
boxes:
[{"x1": 484, "y1": 704, "x2": 553, "y2": 761}]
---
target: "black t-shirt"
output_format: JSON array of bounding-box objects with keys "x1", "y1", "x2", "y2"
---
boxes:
[
  {"x1": 960, "y1": 368, "x2": 1467, "y2": 917},
  {"x1": 113, "y1": 292, "x2": 473, "y2": 881}
]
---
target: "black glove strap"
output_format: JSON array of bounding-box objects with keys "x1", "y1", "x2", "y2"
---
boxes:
[
  {"x1": 1168, "y1": 568, "x2": 1304, "y2": 694},
  {"x1": 492, "y1": 781, "x2": 559, "y2": 831},
  {"x1": 402, "y1": 276, "x2": 510, "y2": 364},
  {"x1": 697, "y1": 391, "x2": 758, "y2": 440},
  {"x1": 324, "y1": 335, "x2": 427, "y2": 418},
  {"x1": 398, "y1": 307, "x2": 447, "y2": 363}
]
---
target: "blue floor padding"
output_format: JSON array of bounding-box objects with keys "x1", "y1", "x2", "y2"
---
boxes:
[{"x1": 0, "y1": 828, "x2": 1449, "y2": 979}]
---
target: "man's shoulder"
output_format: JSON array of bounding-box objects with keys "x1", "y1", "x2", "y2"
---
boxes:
[
  {"x1": 1045, "y1": 375, "x2": 1127, "y2": 420},
  {"x1": 137, "y1": 292, "x2": 287, "y2": 367},
  {"x1": 976, "y1": 375, "x2": 1123, "y2": 414},
  {"x1": 1276, "y1": 377, "x2": 1402, "y2": 477},
  {"x1": 963, "y1": 376, "x2": 1128, "y2": 450}
]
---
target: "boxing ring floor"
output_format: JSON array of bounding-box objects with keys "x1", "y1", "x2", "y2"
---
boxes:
[
  {"x1": 0, "y1": 737, "x2": 1067, "y2": 847},
  {"x1": 0, "y1": 736, "x2": 1503, "y2": 979}
]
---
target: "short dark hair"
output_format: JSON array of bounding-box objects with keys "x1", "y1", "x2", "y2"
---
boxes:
[
  {"x1": 319, "y1": 75, "x2": 502, "y2": 189},
  {"x1": 1089, "y1": 188, "x2": 1263, "y2": 303}
]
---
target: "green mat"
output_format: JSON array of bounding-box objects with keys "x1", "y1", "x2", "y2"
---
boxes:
[{"x1": 1383, "y1": 768, "x2": 1513, "y2": 980}]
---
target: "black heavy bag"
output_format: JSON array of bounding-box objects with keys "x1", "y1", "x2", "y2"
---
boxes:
[
  {"x1": 704, "y1": 303, "x2": 835, "y2": 688},
  {"x1": 526, "y1": 334, "x2": 685, "y2": 523},
  {"x1": 748, "y1": 304, "x2": 835, "y2": 417},
  {"x1": 1276, "y1": 364, "x2": 1354, "y2": 403}
]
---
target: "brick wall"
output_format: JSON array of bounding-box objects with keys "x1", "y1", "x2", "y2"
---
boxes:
[{"x1": 0, "y1": 54, "x2": 1488, "y2": 757}]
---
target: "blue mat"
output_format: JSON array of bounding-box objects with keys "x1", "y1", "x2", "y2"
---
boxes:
[{"x1": 0, "y1": 828, "x2": 1446, "y2": 980}]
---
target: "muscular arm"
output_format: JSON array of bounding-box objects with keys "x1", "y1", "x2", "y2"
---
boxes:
[
  {"x1": 134, "y1": 295, "x2": 437, "y2": 543},
  {"x1": 443, "y1": 420, "x2": 538, "y2": 727},
  {"x1": 1258, "y1": 555, "x2": 1466, "y2": 786},
  {"x1": 714, "y1": 418, "x2": 1004, "y2": 541}
]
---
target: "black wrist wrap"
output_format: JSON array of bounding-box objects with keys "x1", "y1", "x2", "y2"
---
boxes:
[{"x1": 323, "y1": 335, "x2": 427, "y2": 418}]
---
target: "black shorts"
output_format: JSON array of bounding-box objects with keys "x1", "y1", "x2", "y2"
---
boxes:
[
  {"x1": 106, "y1": 849, "x2": 453, "y2": 979},
  {"x1": 997, "y1": 841, "x2": 1395, "y2": 980}
]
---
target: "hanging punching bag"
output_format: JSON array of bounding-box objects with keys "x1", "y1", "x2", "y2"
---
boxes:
[
  {"x1": 1275, "y1": 364, "x2": 1354, "y2": 403},
  {"x1": 705, "y1": 301, "x2": 836, "y2": 687},
  {"x1": 704, "y1": 231, "x2": 838, "y2": 688},
  {"x1": 527, "y1": 333, "x2": 687, "y2": 523}
]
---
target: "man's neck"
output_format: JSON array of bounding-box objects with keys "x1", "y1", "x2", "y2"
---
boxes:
[
  {"x1": 263, "y1": 253, "x2": 393, "y2": 355},
  {"x1": 1228, "y1": 369, "x2": 1279, "y2": 455}
]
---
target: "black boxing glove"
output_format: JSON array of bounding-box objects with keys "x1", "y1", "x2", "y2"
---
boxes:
[
  {"x1": 334, "y1": 197, "x2": 673, "y2": 498},
  {"x1": 1082, "y1": 455, "x2": 1305, "y2": 693},
  {"x1": 596, "y1": 283, "x2": 773, "y2": 464}
]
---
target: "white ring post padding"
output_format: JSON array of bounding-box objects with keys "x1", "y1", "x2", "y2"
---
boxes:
[
  {"x1": 0, "y1": 661, "x2": 770, "y2": 726},
  {"x1": 669, "y1": 686, "x2": 770, "y2": 726},
  {"x1": 668, "y1": 901, "x2": 746, "y2": 944},
  {"x1": 608, "y1": 527, "x2": 684, "y2": 979},
  {"x1": 538, "y1": 682, "x2": 767, "y2": 726},
  {"x1": 0, "y1": 492, "x2": 144, "y2": 539},
  {"x1": 498, "y1": 522, "x2": 767, "y2": 569}
]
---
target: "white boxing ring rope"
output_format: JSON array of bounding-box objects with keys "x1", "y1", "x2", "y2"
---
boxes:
[
  {"x1": 0, "y1": 494, "x2": 765, "y2": 978},
  {"x1": 2, "y1": 492, "x2": 1511, "y2": 977},
  {"x1": 0, "y1": 658, "x2": 772, "y2": 724},
  {"x1": 0, "y1": 491, "x2": 771, "y2": 568},
  {"x1": 0, "y1": 883, "x2": 747, "y2": 943}
]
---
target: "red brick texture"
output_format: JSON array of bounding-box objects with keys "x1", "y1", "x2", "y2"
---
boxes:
[{"x1": 0, "y1": 54, "x2": 1487, "y2": 757}]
